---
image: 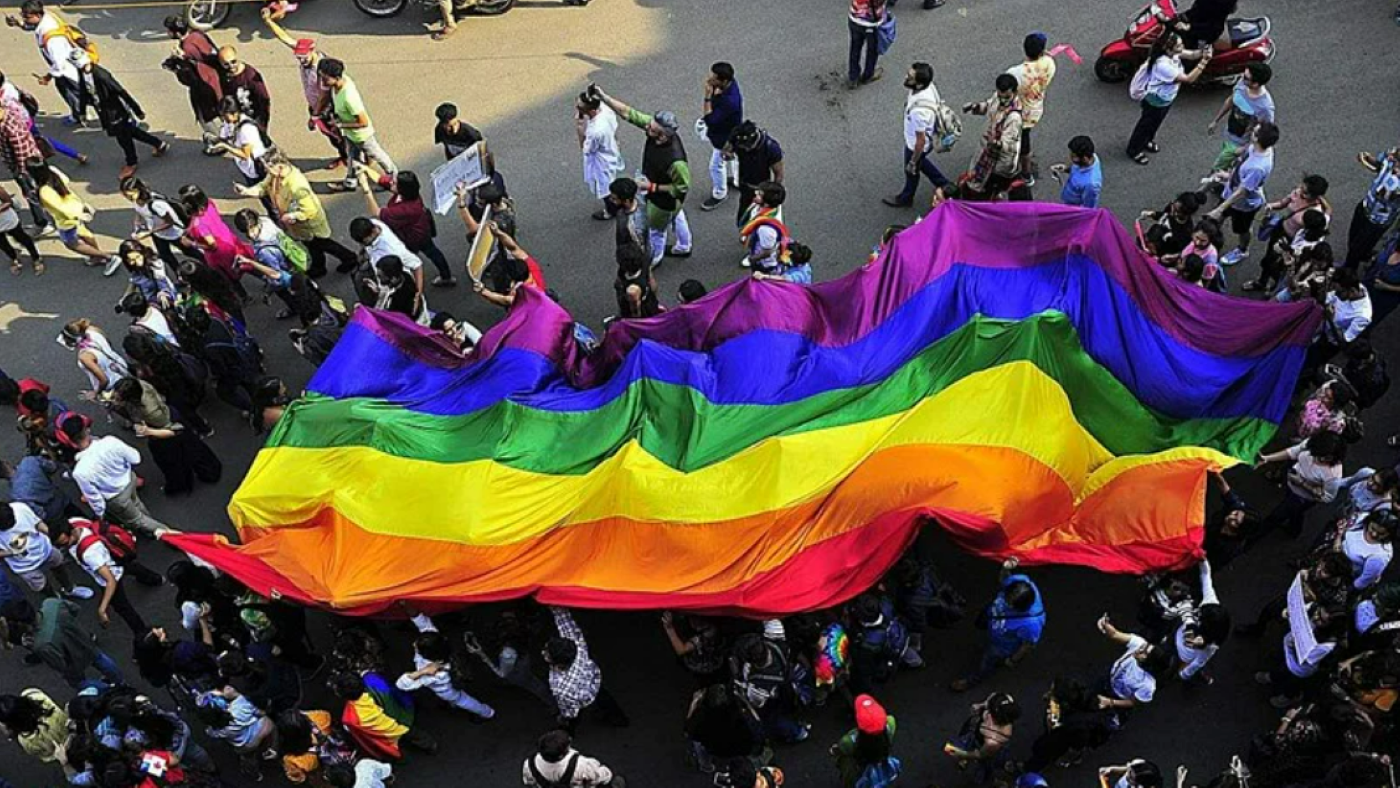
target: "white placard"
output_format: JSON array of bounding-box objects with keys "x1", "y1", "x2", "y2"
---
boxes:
[
  {"x1": 431, "y1": 141, "x2": 491, "y2": 215},
  {"x1": 1287, "y1": 571, "x2": 1318, "y2": 659}
]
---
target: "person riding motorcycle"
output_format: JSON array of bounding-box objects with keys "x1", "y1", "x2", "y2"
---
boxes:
[{"x1": 1160, "y1": 0, "x2": 1238, "y2": 51}]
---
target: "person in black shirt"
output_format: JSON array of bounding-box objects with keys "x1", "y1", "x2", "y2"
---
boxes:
[
  {"x1": 1139, "y1": 191, "x2": 1203, "y2": 262},
  {"x1": 434, "y1": 102, "x2": 484, "y2": 159},
  {"x1": 217, "y1": 46, "x2": 271, "y2": 129},
  {"x1": 725, "y1": 121, "x2": 785, "y2": 227},
  {"x1": 1203, "y1": 471, "x2": 1255, "y2": 568},
  {"x1": 613, "y1": 242, "x2": 659, "y2": 319}
]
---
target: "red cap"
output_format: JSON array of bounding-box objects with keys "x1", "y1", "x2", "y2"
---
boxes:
[
  {"x1": 854, "y1": 694, "x2": 887, "y2": 734},
  {"x1": 293, "y1": 38, "x2": 316, "y2": 56}
]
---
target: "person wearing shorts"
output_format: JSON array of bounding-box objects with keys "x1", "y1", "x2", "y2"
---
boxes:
[{"x1": 1208, "y1": 122, "x2": 1279, "y2": 267}]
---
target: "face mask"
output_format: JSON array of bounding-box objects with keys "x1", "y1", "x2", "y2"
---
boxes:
[{"x1": 904, "y1": 77, "x2": 919, "y2": 89}]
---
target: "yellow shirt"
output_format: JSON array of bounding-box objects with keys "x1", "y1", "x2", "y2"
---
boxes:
[
  {"x1": 16, "y1": 689, "x2": 70, "y2": 763},
  {"x1": 37, "y1": 170, "x2": 85, "y2": 230}
]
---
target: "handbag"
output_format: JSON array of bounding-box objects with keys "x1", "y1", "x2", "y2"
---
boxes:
[{"x1": 876, "y1": 13, "x2": 897, "y2": 55}]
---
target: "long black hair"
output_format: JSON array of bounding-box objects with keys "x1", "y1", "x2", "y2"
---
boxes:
[
  {"x1": 1147, "y1": 31, "x2": 1182, "y2": 70},
  {"x1": 26, "y1": 158, "x2": 71, "y2": 198},
  {"x1": 0, "y1": 693, "x2": 54, "y2": 737}
]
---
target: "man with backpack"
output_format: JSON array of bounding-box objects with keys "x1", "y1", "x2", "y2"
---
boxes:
[
  {"x1": 235, "y1": 149, "x2": 358, "y2": 278},
  {"x1": 522, "y1": 729, "x2": 625, "y2": 788},
  {"x1": 49, "y1": 517, "x2": 162, "y2": 635},
  {"x1": 883, "y1": 61, "x2": 954, "y2": 209},
  {"x1": 848, "y1": 593, "x2": 918, "y2": 694},
  {"x1": 6, "y1": 1, "x2": 95, "y2": 126},
  {"x1": 731, "y1": 628, "x2": 808, "y2": 743},
  {"x1": 951, "y1": 558, "x2": 1046, "y2": 691}
]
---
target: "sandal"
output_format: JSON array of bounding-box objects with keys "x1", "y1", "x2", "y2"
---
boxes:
[
  {"x1": 326, "y1": 180, "x2": 356, "y2": 193},
  {"x1": 432, "y1": 24, "x2": 460, "y2": 40},
  {"x1": 9, "y1": 261, "x2": 20, "y2": 276},
  {"x1": 1131, "y1": 153, "x2": 1151, "y2": 165},
  {"x1": 1145, "y1": 141, "x2": 1161, "y2": 153},
  {"x1": 33, "y1": 260, "x2": 45, "y2": 276}
]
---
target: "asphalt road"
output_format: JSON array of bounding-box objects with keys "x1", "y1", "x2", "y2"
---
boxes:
[{"x1": 2, "y1": 0, "x2": 1400, "y2": 786}]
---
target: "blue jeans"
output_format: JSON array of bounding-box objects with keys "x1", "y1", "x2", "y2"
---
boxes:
[
  {"x1": 68, "y1": 650, "x2": 124, "y2": 688},
  {"x1": 848, "y1": 19, "x2": 879, "y2": 83},
  {"x1": 897, "y1": 147, "x2": 949, "y2": 203}
]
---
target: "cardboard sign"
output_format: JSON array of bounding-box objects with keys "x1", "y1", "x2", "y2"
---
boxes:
[
  {"x1": 431, "y1": 141, "x2": 490, "y2": 216},
  {"x1": 466, "y1": 204, "x2": 495, "y2": 284},
  {"x1": 1287, "y1": 571, "x2": 1318, "y2": 659}
]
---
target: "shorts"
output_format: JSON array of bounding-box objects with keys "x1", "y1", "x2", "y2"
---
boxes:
[
  {"x1": 56, "y1": 225, "x2": 86, "y2": 246},
  {"x1": 1212, "y1": 139, "x2": 1243, "y2": 173},
  {"x1": 1226, "y1": 206, "x2": 1260, "y2": 237},
  {"x1": 14, "y1": 549, "x2": 66, "y2": 591}
]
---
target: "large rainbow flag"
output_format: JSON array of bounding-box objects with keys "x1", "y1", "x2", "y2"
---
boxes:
[{"x1": 170, "y1": 203, "x2": 1320, "y2": 616}]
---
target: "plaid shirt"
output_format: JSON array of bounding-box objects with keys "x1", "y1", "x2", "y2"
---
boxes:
[
  {"x1": 0, "y1": 99, "x2": 40, "y2": 174},
  {"x1": 548, "y1": 608, "x2": 601, "y2": 719}
]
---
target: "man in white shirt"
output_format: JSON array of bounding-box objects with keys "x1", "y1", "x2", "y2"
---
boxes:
[
  {"x1": 349, "y1": 216, "x2": 424, "y2": 294},
  {"x1": 61, "y1": 416, "x2": 172, "y2": 537},
  {"x1": 883, "y1": 62, "x2": 949, "y2": 208},
  {"x1": 576, "y1": 89, "x2": 624, "y2": 221},
  {"x1": 1324, "y1": 269, "x2": 1373, "y2": 347},
  {"x1": 0, "y1": 501, "x2": 91, "y2": 598},
  {"x1": 49, "y1": 517, "x2": 155, "y2": 634},
  {"x1": 6, "y1": 1, "x2": 88, "y2": 125},
  {"x1": 523, "y1": 730, "x2": 622, "y2": 788}
]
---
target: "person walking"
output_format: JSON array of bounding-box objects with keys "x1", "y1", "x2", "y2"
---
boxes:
[
  {"x1": 47, "y1": 516, "x2": 161, "y2": 635},
  {"x1": 847, "y1": 0, "x2": 888, "y2": 89},
  {"x1": 211, "y1": 96, "x2": 270, "y2": 212},
  {"x1": 6, "y1": 1, "x2": 88, "y2": 125},
  {"x1": 27, "y1": 596, "x2": 125, "y2": 687},
  {"x1": 576, "y1": 88, "x2": 624, "y2": 220},
  {"x1": 951, "y1": 558, "x2": 1045, "y2": 691},
  {"x1": 723, "y1": 121, "x2": 784, "y2": 227},
  {"x1": 108, "y1": 376, "x2": 222, "y2": 496},
  {"x1": 0, "y1": 98, "x2": 52, "y2": 234},
  {"x1": 120, "y1": 177, "x2": 188, "y2": 272},
  {"x1": 27, "y1": 158, "x2": 119, "y2": 271},
  {"x1": 544, "y1": 606, "x2": 629, "y2": 733},
  {"x1": 831, "y1": 694, "x2": 901, "y2": 788},
  {"x1": 162, "y1": 15, "x2": 225, "y2": 151},
  {"x1": 1205, "y1": 63, "x2": 1274, "y2": 175},
  {"x1": 58, "y1": 319, "x2": 129, "y2": 399},
  {"x1": 320, "y1": 58, "x2": 397, "y2": 192},
  {"x1": 962, "y1": 73, "x2": 1025, "y2": 198},
  {"x1": 235, "y1": 148, "x2": 357, "y2": 277},
  {"x1": 0, "y1": 183, "x2": 42, "y2": 275},
  {"x1": 1125, "y1": 32, "x2": 1211, "y2": 165},
  {"x1": 1206, "y1": 121, "x2": 1279, "y2": 267},
  {"x1": 1345, "y1": 146, "x2": 1400, "y2": 269},
  {"x1": 263, "y1": 14, "x2": 344, "y2": 168},
  {"x1": 699, "y1": 62, "x2": 742, "y2": 211},
  {"x1": 0, "y1": 501, "x2": 89, "y2": 600},
  {"x1": 1006, "y1": 32, "x2": 1056, "y2": 182},
  {"x1": 60, "y1": 414, "x2": 174, "y2": 538},
  {"x1": 883, "y1": 62, "x2": 949, "y2": 208},
  {"x1": 359, "y1": 170, "x2": 456, "y2": 286},
  {"x1": 217, "y1": 45, "x2": 271, "y2": 130},
  {"x1": 78, "y1": 59, "x2": 169, "y2": 180},
  {"x1": 433, "y1": 102, "x2": 483, "y2": 160},
  {"x1": 594, "y1": 85, "x2": 692, "y2": 266},
  {"x1": 523, "y1": 729, "x2": 626, "y2": 788}
]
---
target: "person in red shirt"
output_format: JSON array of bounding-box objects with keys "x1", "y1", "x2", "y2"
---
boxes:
[
  {"x1": 162, "y1": 16, "x2": 224, "y2": 150},
  {"x1": 474, "y1": 223, "x2": 544, "y2": 308},
  {"x1": 359, "y1": 170, "x2": 456, "y2": 287}
]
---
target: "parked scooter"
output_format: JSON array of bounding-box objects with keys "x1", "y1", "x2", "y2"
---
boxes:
[
  {"x1": 185, "y1": 0, "x2": 301, "y2": 31},
  {"x1": 352, "y1": 0, "x2": 517, "y2": 19},
  {"x1": 1094, "y1": 0, "x2": 1274, "y2": 86}
]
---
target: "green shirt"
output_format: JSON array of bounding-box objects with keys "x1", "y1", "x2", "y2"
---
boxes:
[
  {"x1": 332, "y1": 76, "x2": 373, "y2": 144},
  {"x1": 834, "y1": 716, "x2": 898, "y2": 788}
]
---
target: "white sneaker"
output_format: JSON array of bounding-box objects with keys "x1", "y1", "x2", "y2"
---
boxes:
[
  {"x1": 103, "y1": 255, "x2": 123, "y2": 277},
  {"x1": 65, "y1": 586, "x2": 95, "y2": 600}
]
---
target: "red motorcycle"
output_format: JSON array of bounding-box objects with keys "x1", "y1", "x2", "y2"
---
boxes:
[{"x1": 1094, "y1": 0, "x2": 1275, "y2": 86}]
